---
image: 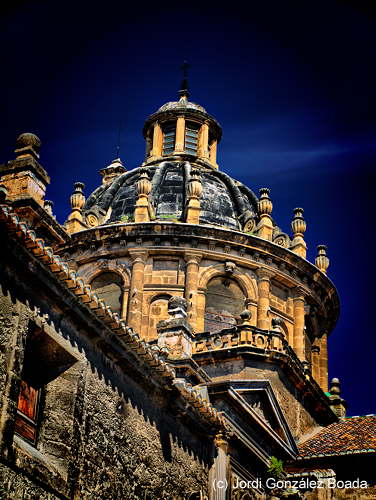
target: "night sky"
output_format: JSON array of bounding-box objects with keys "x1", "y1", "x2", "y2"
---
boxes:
[{"x1": 1, "y1": 1, "x2": 375, "y2": 416}]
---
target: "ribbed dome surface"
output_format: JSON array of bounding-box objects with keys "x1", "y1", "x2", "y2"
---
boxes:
[
  {"x1": 84, "y1": 162, "x2": 258, "y2": 230},
  {"x1": 157, "y1": 100, "x2": 206, "y2": 113}
]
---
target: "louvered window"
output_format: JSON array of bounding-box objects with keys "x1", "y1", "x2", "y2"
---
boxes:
[
  {"x1": 162, "y1": 123, "x2": 176, "y2": 155},
  {"x1": 185, "y1": 122, "x2": 199, "y2": 155}
]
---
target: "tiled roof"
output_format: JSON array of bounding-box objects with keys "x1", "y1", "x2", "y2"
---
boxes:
[{"x1": 298, "y1": 415, "x2": 376, "y2": 458}]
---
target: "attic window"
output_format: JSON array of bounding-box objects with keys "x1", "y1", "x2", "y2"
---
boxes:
[
  {"x1": 185, "y1": 122, "x2": 199, "y2": 155},
  {"x1": 162, "y1": 123, "x2": 176, "y2": 155}
]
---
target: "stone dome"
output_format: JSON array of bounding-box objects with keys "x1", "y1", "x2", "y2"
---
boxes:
[
  {"x1": 84, "y1": 161, "x2": 258, "y2": 230},
  {"x1": 157, "y1": 100, "x2": 207, "y2": 113},
  {"x1": 16, "y1": 132, "x2": 41, "y2": 150}
]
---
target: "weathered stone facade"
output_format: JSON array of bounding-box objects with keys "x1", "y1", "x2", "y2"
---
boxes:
[{"x1": 0, "y1": 85, "x2": 374, "y2": 499}]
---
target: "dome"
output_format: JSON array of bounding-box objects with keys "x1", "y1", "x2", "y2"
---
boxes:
[
  {"x1": 157, "y1": 100, "x2": 207, "y2": 113},
  {"x1": 84, "y1": 161, "x2": 258, "y2": 230}
]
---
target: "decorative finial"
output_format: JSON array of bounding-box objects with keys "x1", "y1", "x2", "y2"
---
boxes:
[
  {"x1": 271, "y1": 317, "x2": 283, "y2": 331},
  {"x1": 329, "y1": 377, "x2": 347, "y2": 417},
  {"x1": 291, "y1": 208, "x2": 306, "y2": 237},
  {"x1": 315, "y1": 244, "x2": 329, "y2": 274},
  {"x1": 256, "y1": 188, "x2": 273, "y2": 241},
  {"x1": 240, "y1": 309, "x2": 252, "y2": 325},
  {"x1": 290, "y1": 208, "x2": 307, "y2": 258},
  {"x1": 70, "y1": 182, "x2": 85, "y2": 211},
  {"x1": 258, "y1": 188, "x2": 273, "y2": 216},
  {"x1": 179, "y1": 60, "x2": 190, "y2": 99},
  {"x1": 15, "y1": 133, "x2": 41, "y2": 160},
  {"x1": 66, "y1": 182, "x2": 87, "y2": 233},
  {"x1": 134, "y1": 169, "x2": 152, "y2": 223}
]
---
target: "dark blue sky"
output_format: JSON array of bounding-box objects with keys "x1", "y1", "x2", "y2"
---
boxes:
[{"x1": 1, "y1": 1, "x2": 375, "y2": 415}]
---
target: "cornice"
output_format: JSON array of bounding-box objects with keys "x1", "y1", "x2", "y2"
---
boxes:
[{"x1": 60, "y1": 222, "x2": 340, "y2": 334}]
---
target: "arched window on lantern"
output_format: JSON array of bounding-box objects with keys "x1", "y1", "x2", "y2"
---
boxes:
[
  {"x1": 90, "y1": 272, "x2": 123, "y2": 316},
  {"x1": 204, "y1": 277, "x2": 245, "y2": 333}
]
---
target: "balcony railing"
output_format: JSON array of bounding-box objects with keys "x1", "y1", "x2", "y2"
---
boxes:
[{"x1": 193, "y1": 324, "x2": 288, "y2": 355}]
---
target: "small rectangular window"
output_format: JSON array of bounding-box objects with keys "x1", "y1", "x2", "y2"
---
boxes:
[
  {"x1": 15, "y1": 380, "x2": 40, "y2": 444},
  {"x1": 185, "y1": 122, "x2": 199, "y2": 155},
  {"x1": 162, "y1": 123, "x2": 176, "y2": 155}
]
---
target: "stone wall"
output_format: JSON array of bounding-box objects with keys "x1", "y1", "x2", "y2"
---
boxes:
[{"x1": 0, "y1": 289, "x2": 210, "y2": 500}]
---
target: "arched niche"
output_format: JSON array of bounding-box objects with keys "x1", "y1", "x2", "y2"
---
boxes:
[
  {"x1": 204, "y1": 277, "x2": 245, "y2": 333},
  {"x1": 147, "y1": 294, "x2": 172, "y2": 341},
  {"x1": 90, "y1": 272, "x2": 123, "y2": 316}
]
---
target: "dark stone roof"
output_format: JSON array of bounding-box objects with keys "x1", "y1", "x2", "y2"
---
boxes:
[
  {"x1": 157, "y1": 100, "x2": 206, "y2": 113},
  {"x1": 298, "y1": 415, "x2": 376, "y2": 458},
  {"x1": 84, "y1": 162, "x2": 258, "y2": 230}
]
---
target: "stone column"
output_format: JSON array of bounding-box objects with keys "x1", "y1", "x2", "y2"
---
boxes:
[
  {"x1": 184, "y1": 251, "x2": 202, "y2": 329},
  {"x1": 150, "y1": 122, "x2": 162, "y2": 158},
  {"x1": 256, "y1": 269, "x2": 273, "y2": 330},
  {"x1": 292, "y1": 287, "x2": 305, "y2": 361},
  {"x1": 198, "y1": 122, "x2": 209, "y2": 159},
  {"x1": 209, "y1": 139, "x2": 218, "y2": 168},
  {"x1": 127, "y1": 249, "x2": 148, "y2": 333},
  {"x1": 209, "y1": 432, "x2": 229, "y2": 500},
  {"x1": 319, "y1": 332, "x2": 329, "y2": 392},
  {"x1": 174, "y1": 116, "x2": 185, "y2": 153},
  {"x1": 311, "y1": 344, "x2": 320, "y2": 383}
]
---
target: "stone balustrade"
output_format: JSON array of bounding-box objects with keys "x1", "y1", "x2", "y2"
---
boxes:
[{"x1": 193, "y1": 324, "x2": 287, "y2": 354}]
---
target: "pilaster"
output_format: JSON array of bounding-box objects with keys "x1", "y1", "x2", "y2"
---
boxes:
[
  {"x1": 150, "y1": 122, "x2": 162, "y2": 159},
  {"x1": 256, "y1": 268, "x2": 274, "y2": 330},
  {"x1": 184, "y1": 251, "x2": 202, "y2": 329},
  {"x1": 127, "y1": 249, "x2": 148, "y2": 333},
  {"x1": 311, "y1": 344, "x2": 320, "y2": 383},
  {"x1": 174, "y1": 116, "x2": 185, "y2": 153},
  {"x1": 292, "y1": 287, "x2": 306, "y2": 361},
  {"x1": 209, "y1": 140, "x2": 218, "y2": 168},
  {"x1": 198, "y1": 122, "x2": 209, "y2": 159},
  {"x1": 319, "y1": 332, "x2": 329, "y2": 392}
]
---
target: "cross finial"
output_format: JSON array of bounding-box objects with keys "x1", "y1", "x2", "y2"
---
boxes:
[
  {"x1": 115, "y1": 120, "x2": 122, "y2": 159},
  {"x1": 179, "y1": 60, "x2": 190, "y2": 99}
]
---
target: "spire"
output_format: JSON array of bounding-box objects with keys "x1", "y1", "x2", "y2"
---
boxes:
[{"x1": 178, "y1": 61, "x2": 190, "y2": 100}]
